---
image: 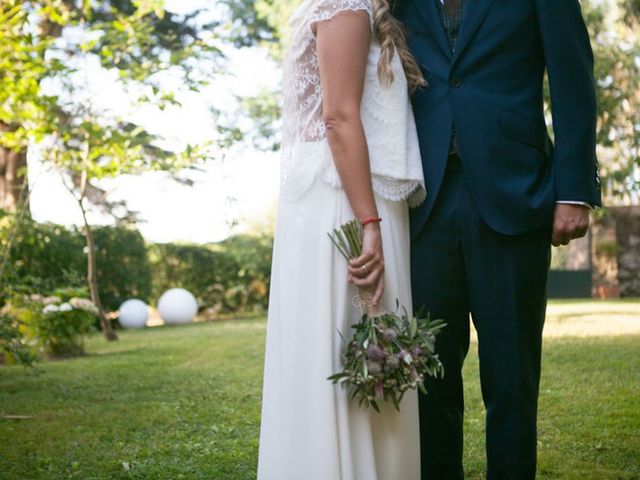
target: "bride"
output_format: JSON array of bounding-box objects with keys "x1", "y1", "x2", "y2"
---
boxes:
[{"x1": 258, "y1": 0, "x2": 426, "y2": 478}]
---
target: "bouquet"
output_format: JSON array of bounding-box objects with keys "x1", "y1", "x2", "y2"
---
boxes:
[{"x1": 327, "y1": 220, "x2": 446, "y2": 412}]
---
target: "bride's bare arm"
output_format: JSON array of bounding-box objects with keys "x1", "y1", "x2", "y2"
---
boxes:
[
  {"x1": 315, "y1": 12, "x2": 385, "y2": 304},
  {"x1": 316, "y1": 12, "x2": 374, "y2": 221}
]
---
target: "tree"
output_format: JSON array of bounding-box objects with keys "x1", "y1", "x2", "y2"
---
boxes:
[
  {"x1": 0, "y1": 0, "x2": 222, "y2": 340},
  {"x1": 582, "y1": 1, "x2": 640, "y2": 203},
  {"x1": 0, "y1": 2, "x2": 58, "y2": 213}
]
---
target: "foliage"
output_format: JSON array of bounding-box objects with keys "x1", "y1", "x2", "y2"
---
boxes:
[
  {"x1": 0, "y1": 211, "x2": 273, "y2": 318},
  {"x1": 0, "y1": 212, "x2": 86, "y2": 293},
  {"x1": 222, "y1": 0, "x2": 297, "y2": 59},
  {"x1": 0, "y1": 0, "x2": 226, "y2": 339},
  {"x1": 220, "y1": 234, "x2": 273, "y2": 308},
  {"x1": 148, "y1": 235, "x2": 273, "y2": 315},
  {"x1": 217, "y1": 0, "x2": 299, "y2": 149},
  {"x1": 327, "y1": 220, "x2": 446, "y2": 411},
  {"x1": 148, "y1": 242, "x2": 238, "y2": 307},
  {"x1": 329, "y1": 308, "x2": 446, "y2": 412},
  {"x1": 0, "y1": 304, "x2": 639, "y2": 478},
  {"x1": 0, "y1": 0, "x2": 220, "y2": 156},
  {"x1": 577, "y1": 2, "x2": 640, "y2": 203},
  {"x1": 0, "y1": 313, "x2": 37, "y2": 366},
  {"x1": 0, "y1": 214, "x2": 152, "y2": 310},
  {"x1": 4, "y1": 289, "x2": 97, "y2": 357},
  {"x1": 0, "y1": 3, "x2": 60, "y2": 152},
  {"x1": 93, "y1": 226, "x2": 152, "y2": 311},
  {"x1": 0, "y1": 1, "x2": 221, "y2": 215}
]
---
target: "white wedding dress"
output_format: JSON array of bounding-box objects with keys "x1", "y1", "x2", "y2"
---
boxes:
[{"x1": 257, "y1": 1, "x2": 426, "y2": 479}]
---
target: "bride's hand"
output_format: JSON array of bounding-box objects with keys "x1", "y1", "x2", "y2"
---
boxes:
[{"x1": 348, "y1": 223, "x2": 385, "y2": 305}]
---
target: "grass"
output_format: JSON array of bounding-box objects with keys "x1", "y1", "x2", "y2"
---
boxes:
[{"x1": 1, "y1": 301, "x2": 639, "y2": 479}]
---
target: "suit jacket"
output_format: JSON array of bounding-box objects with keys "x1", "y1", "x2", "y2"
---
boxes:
[{"x1": 395, "y1": 0, "x2": 602, "y2": 237}]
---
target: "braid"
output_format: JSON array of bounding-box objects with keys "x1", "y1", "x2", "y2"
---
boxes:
[{"x1": 371, "y1": 0, "x2": 426, "y2": 94}]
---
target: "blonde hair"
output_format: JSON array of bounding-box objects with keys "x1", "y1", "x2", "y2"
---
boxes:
[{"x1": 371, "y1": 0, "x2": 426, "y2": 93}]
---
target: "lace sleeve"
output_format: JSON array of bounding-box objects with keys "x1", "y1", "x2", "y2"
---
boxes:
[{"x1": 308, "y1": 0, "x2": 373, "y2": 31}]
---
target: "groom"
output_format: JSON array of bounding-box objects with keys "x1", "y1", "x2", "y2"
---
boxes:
[{"x1": 394, "y1": 0, "x2": 601, "y2": 478}]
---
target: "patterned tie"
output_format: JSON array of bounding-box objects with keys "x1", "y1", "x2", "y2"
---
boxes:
[{"x1": 444, "y1": 0, "x2": 460, "y2": 16}]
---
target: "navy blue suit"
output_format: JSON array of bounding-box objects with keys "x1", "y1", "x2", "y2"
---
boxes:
[{"x1": 394, "y1": 0, "x2": 601, "y2": 478}]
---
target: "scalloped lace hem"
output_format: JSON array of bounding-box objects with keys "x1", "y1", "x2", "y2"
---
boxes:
[{"x1": 281, "y1": 166, "x2": 426, "y2": 208}]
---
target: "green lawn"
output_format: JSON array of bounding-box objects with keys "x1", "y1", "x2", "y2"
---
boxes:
[{"x1": 1, "y1": 301, "x2": 639, "y2": 479}]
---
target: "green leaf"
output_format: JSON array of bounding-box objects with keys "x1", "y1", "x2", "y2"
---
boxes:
[{"x1": 409, "y1": 315, "x2": 418, "y2": 338}]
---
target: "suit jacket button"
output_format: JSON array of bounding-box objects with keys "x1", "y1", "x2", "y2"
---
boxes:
[{"x1": 450, "y1": 78, "x2": 462, "y2": 88}]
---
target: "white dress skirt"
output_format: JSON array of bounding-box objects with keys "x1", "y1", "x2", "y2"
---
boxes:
[{"x1": 257, "y1": 177, "x2": 421, "y2": 480}]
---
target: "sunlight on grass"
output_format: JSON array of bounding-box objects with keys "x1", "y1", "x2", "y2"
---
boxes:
[{"x1": 545, "y1": 299, "x2": 640, "y2": 337}]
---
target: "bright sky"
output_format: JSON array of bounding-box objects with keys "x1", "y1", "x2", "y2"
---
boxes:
[{"x1": 28, "y1": 0, "x2": 282, "y2": 244}]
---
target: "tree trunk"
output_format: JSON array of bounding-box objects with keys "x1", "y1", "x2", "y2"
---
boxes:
[
  {"x1": 78, "y1": 197, "x2": 118, "y2": 341},
  {"x1": 0, "y1": 123, "x2": 30, "y2": 214}
]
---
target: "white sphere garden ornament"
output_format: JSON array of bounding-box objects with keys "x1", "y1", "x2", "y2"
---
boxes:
[
  {"x1": 157, "y1": 288, "x2": 198, "y2": 325},
  {"x1": 119, "y1": 299, "x2": 149, "y2": 329}
]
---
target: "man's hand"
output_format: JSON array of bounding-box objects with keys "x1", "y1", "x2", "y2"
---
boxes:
[{"x1": 552, "y1": 204, "x2": 591, "y2": 247}]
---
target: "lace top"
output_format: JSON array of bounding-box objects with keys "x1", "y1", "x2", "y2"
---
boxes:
[{"x1": 280, "y1": 0, "x2": 426, "y2": 207}]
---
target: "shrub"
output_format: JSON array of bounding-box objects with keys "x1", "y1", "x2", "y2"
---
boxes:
[
  {"x1": 0, "y1": 211, "x2": 274, "y2": 321},
  {"x1": 148, "y1": 234, "x2": 273, "y2": 316},
  {"x1": 35, "y1": 305, "x2": 96, "y2": 357},
  {"x1": 0, "y1": 313, "x2": 38, "y2": 366},
  {"x1": 0, "y1": 214, "x2": 152, "y2": 312},
  {"x1": 220, "y1": 234, "x2": 273, "y2": 311},
  {"x1": 0, "y1": 213, "x2": 85, "y2": 293},
  {"x1": 5, "y1": 289, "x2": 97, "y2": 358},
  {"x1": 93, "y1": 226, "x2": 152, "y2": 311},
  {"x1": 148, "y1": 243, "x2": 239, "y2": 308}
]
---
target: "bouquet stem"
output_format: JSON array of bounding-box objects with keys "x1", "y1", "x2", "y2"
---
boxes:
[
  {"x1": 359, "y1": 287, "x2": 383, "y2": 318},
  {"x1": 328, "y1": 220, "x2": 382, "y2": 316}
]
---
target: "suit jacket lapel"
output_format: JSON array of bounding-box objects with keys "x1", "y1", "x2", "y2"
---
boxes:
[
  {"x1": 413, "y1": 0, "x2": 451, "y2": 60},
  {"x1": 452, "y1": 0, "x2": 497, "y2": 64}
]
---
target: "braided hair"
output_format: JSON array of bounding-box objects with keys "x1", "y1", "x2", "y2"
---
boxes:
[{"x1": 372, "y1": 0, "x2": 426, "y2": 93}]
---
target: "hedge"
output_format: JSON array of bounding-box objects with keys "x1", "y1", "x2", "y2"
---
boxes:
[
  {"x1": 0, "y1": 213, "x2": 152, "y2": 311},
  {"x1": 1, "y1": 212, "x2": 273, "y2": 317}
]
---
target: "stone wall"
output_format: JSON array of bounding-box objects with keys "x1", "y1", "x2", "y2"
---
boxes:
[
  {"x1": 592, "y1": 206, "x2": 640, "y2": 298},
  {"x1": 612, "y1": 206, "x2": 640, "y2": 297}
]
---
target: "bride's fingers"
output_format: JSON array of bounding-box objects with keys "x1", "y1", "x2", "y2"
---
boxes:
[
  {"x1": 372, "y1": 276, "x2": 385, "y2": 305},
  {"x1": 348, "y1": 257, "x2": 382, "y2": 278},
  {"x1": 348, "y1": 261, "x2": 378, "y2": 278},
  {"x1": 349, "y1": 252, "x2": 375, "y2": 269},
  {"x1": 351, "y1": 267, "x2": 382, "y2": 289}
]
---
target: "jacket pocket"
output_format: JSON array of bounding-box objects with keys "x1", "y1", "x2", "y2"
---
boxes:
[{"x1": 499, "y1": 109, "x2": 551, "y2": 158}]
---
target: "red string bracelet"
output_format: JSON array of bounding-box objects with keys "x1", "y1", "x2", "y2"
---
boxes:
[{"x1": 361, "y1": 217, "x2": 382, "y2": 227}]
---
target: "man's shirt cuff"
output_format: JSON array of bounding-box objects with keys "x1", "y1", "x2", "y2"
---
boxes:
[{"x1": 556, "y1": 201, "x2": 594, "y2": 210}]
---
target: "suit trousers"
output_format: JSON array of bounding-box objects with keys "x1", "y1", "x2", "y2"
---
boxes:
[{"x1": 411, "y1": 154, "x2": 551, "y2": 480}]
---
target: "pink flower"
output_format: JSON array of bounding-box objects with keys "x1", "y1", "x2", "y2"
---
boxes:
[
  {"x1": 375, "y1": 380, "x2": 384, "y2": 400},
  {"x1": 382, "y1": 328, "x2": 397, "y2": 342},
  {"x1": 367, "y1": 344, "x2": 386, "y2": 361}
]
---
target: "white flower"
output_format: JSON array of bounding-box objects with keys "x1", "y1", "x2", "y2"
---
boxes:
[
  {"x1": 42, "y1": 304, "x2": 60, "y2": 314},
  {"x1": 69, "y1": 298, "x2": 99, "y2": 315},
  {"x1": 43, "y1": 296, "x2": 61, "y2": 306},
  {"x1": 58, "y1": 303, "x2": 73, "y2": 312}
]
